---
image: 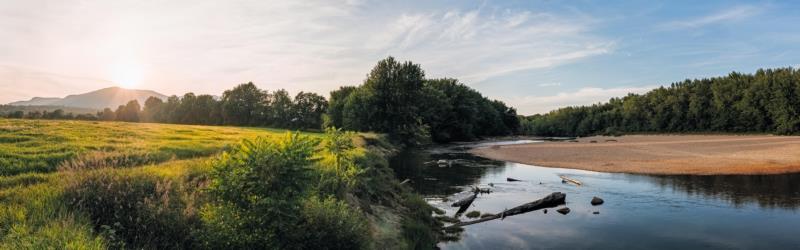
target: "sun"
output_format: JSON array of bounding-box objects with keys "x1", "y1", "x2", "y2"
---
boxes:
[{"x1": 110, "y1": 62, "x2": 143, "y2": 89}]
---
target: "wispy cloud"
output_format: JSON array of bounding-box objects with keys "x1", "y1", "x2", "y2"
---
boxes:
[
  {"x1": 0, "y1": 0, "x2": 611, "y2": 103},
  {"x1": 537, "y1": 82, "x2": 562, "y2": 87},
  {"x1": 510, "y1": 86, "x2": 655, "y2": 115},
  {"x1": 662, "y1": 5, "x2": 764, "y2": 29}
]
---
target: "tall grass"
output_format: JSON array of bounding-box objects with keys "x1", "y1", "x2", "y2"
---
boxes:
[
  {"x1": 0, "y1": 119, "x2": 302, "y2": 175},
  {"x1": 0, "y1": 119, "x2": 438, "y2": 249}
]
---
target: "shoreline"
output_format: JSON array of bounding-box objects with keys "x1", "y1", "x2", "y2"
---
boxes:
[{"x1": 470, "y1": 135, "x2": 800, "y2": 175}]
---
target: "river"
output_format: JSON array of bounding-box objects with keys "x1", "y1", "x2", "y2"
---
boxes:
[{"x1": 392, "y1": 140, "x2": 800, "y2": 249}]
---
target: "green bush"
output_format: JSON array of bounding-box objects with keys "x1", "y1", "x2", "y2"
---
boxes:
[
  {"x1": 201, "y1": 133, "x2": 317, "y2": 248},
  {"x1": 296, "y1": 196, "x2": 369, "y2": 249}
]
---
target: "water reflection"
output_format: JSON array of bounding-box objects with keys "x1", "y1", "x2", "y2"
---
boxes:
[
  {"x1": 644, "y1": 174, "x2": 800, "y2": 210},
  {"x1": 392, "y1": 142, "x2": 800, "y2": 249}
]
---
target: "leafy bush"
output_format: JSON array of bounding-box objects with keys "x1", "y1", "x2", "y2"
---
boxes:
[
  {"x1": 296, "y1": 196, "x2": 369, "y2": 249},
  {"x1": 201, "y1": 133, "x2": 318, "y2": 248}
]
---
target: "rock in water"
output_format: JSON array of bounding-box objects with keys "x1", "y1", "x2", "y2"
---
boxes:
[
  {"x1": 591, "y1": 197, "x2": 604, "y2": 206},
  {"x1": 556, "y1": 207, "x2": 570, "y2": 215},
  {"x1": 543, "y1": 209, "x2": 548, "y2": 214},
  {"x1": 507, "y1": 177, "x2": 522, "y2": 182},
  {"x1": 593, "y1": 211, "x2": 600, "y2": 215}
]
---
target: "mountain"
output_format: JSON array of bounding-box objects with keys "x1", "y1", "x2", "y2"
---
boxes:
[{"x1": 8, "y1": 87, "x2": 167, "y2": 110}]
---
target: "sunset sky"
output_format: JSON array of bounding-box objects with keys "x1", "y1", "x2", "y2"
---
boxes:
[{"x1": 1, "y1": 0, "x2": 798, "y2": 114}]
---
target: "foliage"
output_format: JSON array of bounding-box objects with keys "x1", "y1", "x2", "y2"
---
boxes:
[
  {"x1": 0, "y1": 120, "x2": 438, "y2": 249},
  {"x1": 522, "y1": 68, "x2": 800, "y2": 136},
  {"x1": 327, "y1": 57, "x2": 518, "y2": 144}
]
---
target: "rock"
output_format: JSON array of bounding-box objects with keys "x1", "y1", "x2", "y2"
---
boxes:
[
  {"x1": 488, "y1": 183, "x2": 494, "y2": 187},
  {"x1": 593, "y1": 211, "x2": 600, "y2": 215},
  {"x1": 591, "y1": 196, "x2": 604, "y2": 206},
  {"x1": 543, "y1": 209, "x2": 547, "y2": 214},
  {"x1": 507, "y1": 177, "x2": 522, "y2": 182},
  {"x1": 556, "y1": 207, "x2": 570, "y2": 215}
]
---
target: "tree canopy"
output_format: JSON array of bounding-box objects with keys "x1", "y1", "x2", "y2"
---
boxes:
[{"x1": 521, "y1": 68, "x2": 800, "y2": 136}]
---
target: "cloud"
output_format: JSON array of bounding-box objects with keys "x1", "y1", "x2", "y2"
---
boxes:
[
  {"x1": 537, "y1": 82, "x2": 562, "y2": 87},
  {"x1": 662, "y1": 5, "x2": 764, "y2": 29},
  {"x1": 0, "y1": 0, "x2": 611, "y2": 103},
  {"x1": 510, "y1": 86, "x2": 656, "y2": 115}
]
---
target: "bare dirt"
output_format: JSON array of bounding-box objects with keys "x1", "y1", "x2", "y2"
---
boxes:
[{"x1": 470, "y1": 135, "x2": 800, "y2": 175}]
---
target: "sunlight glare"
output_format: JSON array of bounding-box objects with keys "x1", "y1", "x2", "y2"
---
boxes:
[{"x1": 110, "y1": 62, "x2": 143, "y2": 89}]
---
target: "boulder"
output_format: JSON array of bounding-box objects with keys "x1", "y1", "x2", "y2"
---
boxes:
[
  {"x1": 591, "y1": 196, "x2": 604, "y2": 206},
  {"x1": 556, "y1": 207, "x2": 570, "y2": 215}
]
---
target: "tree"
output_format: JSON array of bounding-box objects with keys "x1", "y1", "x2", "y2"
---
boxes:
[
  {"x1": 115, "y1": 100, "x2": 141, "y2": 122},
  {"x1": 325, "y1": 86, "x2": 356, "y2": 128},
  {"x1": 292, "y1": 92, "x2": 328, "y2": 129},
  {"x1": 221, "y1": 82, "x2": 266, "y2": 126},
  {"x1": 98, "y1": 108, "x2": 116, "y2": 121},
  {"x1": 142, "y1": 96, "x2": 164, "y2": 122},
  {"x1": 270, "y1": 89, "x2": 293, "y2": 128}
]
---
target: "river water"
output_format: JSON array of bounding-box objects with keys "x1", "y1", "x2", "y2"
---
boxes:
[{"x1": 392, "y1": 141, "x2": 800, "y2": 249}]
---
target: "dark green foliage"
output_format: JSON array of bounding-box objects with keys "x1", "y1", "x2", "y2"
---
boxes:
[
  {"x1": 327, "y1": 58, "x2": 519, "y2": 144},
  {"x1": 292, "y1": 91, "x2": 328, "y2": 129},
  {"x1": 221, "y1": 82, "x2": 266, "y2": 126},
  {"x1": 522, "y1": 68, "x2": 800, "y2": 136}
]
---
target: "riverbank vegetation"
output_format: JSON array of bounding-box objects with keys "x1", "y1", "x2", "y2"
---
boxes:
[
  {"x1": 521, "y1": 68, "x2": 800, "y2": 137},
  {"x1": 0, "y1": 119, "x2": 440, "y2": 249}
]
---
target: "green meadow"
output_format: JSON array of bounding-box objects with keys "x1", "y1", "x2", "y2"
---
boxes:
[{"x1": 0, "y1": 118, "x2": 438, "y2": 249}]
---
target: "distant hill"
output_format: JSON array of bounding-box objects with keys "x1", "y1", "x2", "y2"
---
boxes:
[
  {"x1": 0, "y1": 105, "x2": 99, "y2": 115},
  {"x1": 8, "y1": 87, "x2": 167, "y2": 110}
]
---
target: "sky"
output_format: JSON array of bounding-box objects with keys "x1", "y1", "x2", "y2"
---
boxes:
[{"x1": 1, "y1": 0, "x2": 799, "y2": 115}]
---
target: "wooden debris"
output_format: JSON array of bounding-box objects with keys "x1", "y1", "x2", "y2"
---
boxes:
[
  {"x1": 559, "y1": 175, "x2": 582, "y2": 186},
  {"x1": 444, "y1": 192, "x2": 566, "y2": 228}
]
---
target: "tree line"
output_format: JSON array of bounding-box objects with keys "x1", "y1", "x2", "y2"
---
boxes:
[
  {"x1": 2, "y1": 57, "x2": 520, "y2": 143},
  {"x1": 326, "y1": 57, "x2": 519, "y2": 144},
  {"x1": 521, "y1": 68, "x2": 800, "y2": 136}
]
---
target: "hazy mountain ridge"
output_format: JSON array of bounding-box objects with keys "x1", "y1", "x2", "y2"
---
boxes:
[{"x1": 8, "y1": 87, "x2": 167, "y2": 110}]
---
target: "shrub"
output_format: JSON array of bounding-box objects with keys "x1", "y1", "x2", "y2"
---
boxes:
[
  {"x1": 200, "y1": 133, "x2": 318, "y2": 249},
  {"x1": 296, "y1": 196, "x2": 369, "y2": 249}
]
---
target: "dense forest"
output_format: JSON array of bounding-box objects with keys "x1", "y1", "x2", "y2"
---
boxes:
[
  {"x1": 326, "y1": 57, "x2": 519, "y2": 144},
  {"x1": 2, "y1": 57, "x2": 519, "y2": 144},
  {"x1": 521, "y1": 68, "x2": 800, "y2": 137}
]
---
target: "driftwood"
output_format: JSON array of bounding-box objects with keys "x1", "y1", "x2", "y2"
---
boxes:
[
  {"x1": 451, "y1": 193, "x2": 477, "y2": 208},
  {"x1": 445, "y1": 192, "x2": 566, "y2": 228},
  {"x1": 559, "y1": 175, "x2": 582, "y2": 186}
]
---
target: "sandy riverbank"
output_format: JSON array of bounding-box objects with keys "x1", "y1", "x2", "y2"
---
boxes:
[{"x1": 470, "y1": 135, "x2": 800, "y2": 175}]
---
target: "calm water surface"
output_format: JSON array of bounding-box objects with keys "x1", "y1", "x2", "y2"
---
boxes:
[{"x1": 392, "y1": 141, "x2": 800, "y2": 249}]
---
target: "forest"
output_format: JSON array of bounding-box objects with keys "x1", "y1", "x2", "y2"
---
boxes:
[
  {"x1": 521, "y1": 68, "x2": 800, "y2": 137},
  {"x1": 2, "y1": 57, "x2": 519, "y2": 144}
]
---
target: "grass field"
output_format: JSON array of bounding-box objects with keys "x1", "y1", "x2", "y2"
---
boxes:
[
  {"x1": 0, "y1": 119, "x2": 311, "y2": 176},
  {"x1": 0, "y1": 118, "x2": 437, "y2": 249}
]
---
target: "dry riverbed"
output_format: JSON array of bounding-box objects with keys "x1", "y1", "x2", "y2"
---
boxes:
[{"x1": 471, "y1": 135, "x2": 800, "y2": 175}]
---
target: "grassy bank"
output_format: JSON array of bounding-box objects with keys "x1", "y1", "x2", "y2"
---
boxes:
[{"x1": 0, "y1": 119, "x2": 439, "y2": 249}]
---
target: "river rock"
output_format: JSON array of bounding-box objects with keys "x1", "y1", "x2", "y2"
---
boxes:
[
  {"x1": 556, "y1": 207, "x2": 570, "y2": 215},
  {"x1": 591, "y1": 197, "x2": 604, "y2": 206}
]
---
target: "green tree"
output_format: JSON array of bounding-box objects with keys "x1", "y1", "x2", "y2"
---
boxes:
[{"x1": 221, "y1": 82, "x2": 266, "y2": 126}]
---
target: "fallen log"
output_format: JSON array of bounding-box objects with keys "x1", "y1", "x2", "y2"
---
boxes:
[
  {"x1": 559, "y1": 175, "x2": 582, "y2": 186},
  {"x1": 445, "y1": 192, "x2": 566, "y2": 228},
  {"x1": 451, "y1": 193, "x2": 477, "y2": 208}
]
